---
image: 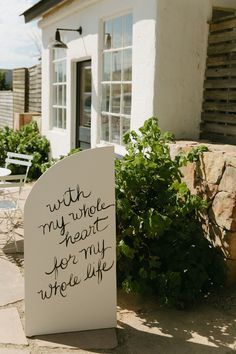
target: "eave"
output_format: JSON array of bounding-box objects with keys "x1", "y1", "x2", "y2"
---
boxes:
[{"x1": 21, "y1": 0, "x2": 66, "y2": 23}]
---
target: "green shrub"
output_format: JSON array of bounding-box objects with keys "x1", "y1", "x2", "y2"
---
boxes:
[
  {"x1": 40, "y1": 148, "x2": 81, "y2": 174},
  {"x1": 0, "y1": 122, "x2": 50, "y2": 180},
  {"x1": 116, "y1": 117, "x2": 226, "y2": 308}
]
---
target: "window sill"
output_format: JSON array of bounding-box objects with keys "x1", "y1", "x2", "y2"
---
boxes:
[
  {"x1": 49, "y1": 127, "x2": 67, "y2": 134},
  {"x1": 96, "y1": 142, "x2": 126, "y2": 158}
]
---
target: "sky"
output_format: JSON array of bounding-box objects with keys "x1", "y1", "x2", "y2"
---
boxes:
[{"x1": 0, "y1": 0, "x2": 41, "y2": 69}]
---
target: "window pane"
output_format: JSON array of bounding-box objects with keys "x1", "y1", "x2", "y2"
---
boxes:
[
  {"x1": 102, "y1": 84, "x2": 110, "y2": 112},
  {"x1": 54, "y1": 62, "x2": 63, "y2": 83},
  {"x1": 53, "y1": 86, "x2": 57, "y2": 105},
  {"x1": 111, "y1": 84, "x2": 121, "y2": 114},
  {"x1": 111, "y1": 116, "x2": 120, "y2": 144},
  {"x1": 81, "y1": 94, "x2": 91, "y2": 127},
  {"x1": 53, "y1": 48, "x2": 66, "y2": 60},
  {"x1": 63, "y1": 108, "x2": 66, "y2": 129},
  {"x1": 123, "y1": 14, "x2": 133, "y2": 47},
  {"x1": 58, "y1": 108, "x2": 63, "y2": 128},
  {"x1": 52, "y1": 108, "x2": 57, "y2": 127},
  {"x1": 62, "y1": 61, "x2": 66, "y2": 82},
  {"x1": 123, "y1": 49, "x2": 132, "y2": 81},
  {"x1": 101, "y1": 115, "x2": 109, "y2": 141},
  {"x1": 122, "y1": 84, "x2": 132, "y2": 114},
  {"x1": 63, "y1": 85, "x2": 66, "y2": 106},
  {"x1": 53, "y1": 49, "x2": 57, "y2": 61},
  {"x1": 58, "y1": 85, "x2": 63, "y2": 105},
  {"x1": 84, "y1": 67, "x2": 91, "y2": 92},
  {"x1": 103, "y1": 52, "x2": 111, "y2": 81},
  {"x1": 122, "y1": 117, "x2": 130, "y2": 143},
  {"x1": 113, "y1": 16, "x2": 122, "y2": 48},
  {"x1": 58, "y1": 62, "x2": 63, "y2": 82},
  {"x1": 112, "y1": 51, "x2": 121, "y2": 81},
  {"x1": 53, "y1": 63, "x2": 58, "y2": 83},
  {"x1": 53, "y1": 49, "x2": 59, "y2": 61},
  {"x1": 61, "y1": 48, "x2": 67, "y2": 60},
  {"x1": 104, "y1": 20, "x2": 112, "y2": 49}
]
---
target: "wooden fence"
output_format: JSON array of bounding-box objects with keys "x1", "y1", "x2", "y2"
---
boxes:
[
  {"x1": 13, "y1": 68, "x2": 28, "y2": 113},
  {"x1": 0, "y1": 91, "x2": 13, "y2": 129},
  {"x1": 201, "y1": 15, "x2": 236, "y2": 144},
  {"x1": 0, "y1": 64, "x2": 41, "y2": 129},
  {"x1": 28, "y1": 64, "x2": 41, "y2": 113}
]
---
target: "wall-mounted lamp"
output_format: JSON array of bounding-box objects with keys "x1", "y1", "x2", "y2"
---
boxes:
[
  {"x1": 49, "y1": 26, "x2": 83, "y2": 49},
  {"x1": 104, "y1": 33, "x2": 111, "y2": 49}
]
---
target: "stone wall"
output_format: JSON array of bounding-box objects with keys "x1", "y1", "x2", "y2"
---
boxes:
[{"x1": 170, "y1": 141, "x2": 236, "y2": 284}]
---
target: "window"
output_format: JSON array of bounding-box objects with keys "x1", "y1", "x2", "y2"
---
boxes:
[
  {"x1": 52, "y1": 48, "x2": 67, "y2": 129},
  {"x1": 101, "y1": 13, "x2": 132, "y2": 145}
]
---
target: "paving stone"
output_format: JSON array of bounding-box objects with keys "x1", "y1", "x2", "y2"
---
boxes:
[
  {"x1": 0, "y1": 258, "x2": 24, "y2": 306},
  {"x1": 36, "y1": 328, "x2": 117, "y2": 350},
  {"x1": 0, "y1": 350, "x2": 30, "y2": 354},
  {"x1": 0, "y1": 308, "x2": 28, "y2": 345}
]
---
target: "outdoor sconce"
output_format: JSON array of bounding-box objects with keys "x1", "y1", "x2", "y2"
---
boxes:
[
  {"x1": 50, "y1": 26, "x2": 83, "y2": 49},
  {"x1": 104, "y1": 33, "x2": 111, "y2": 49}
]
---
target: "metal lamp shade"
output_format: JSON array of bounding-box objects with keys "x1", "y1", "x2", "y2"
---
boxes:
[{"x1": 49, "y1": 29, "x2": 68, "y2": 49}]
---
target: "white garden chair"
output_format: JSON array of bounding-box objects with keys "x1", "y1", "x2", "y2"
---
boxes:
[
  {"x1": 0, "y1": 175, "x2": 25, "y2": 252},
  {"x1": 5, "y1": 152, "x2": 33, "y2": 183}
]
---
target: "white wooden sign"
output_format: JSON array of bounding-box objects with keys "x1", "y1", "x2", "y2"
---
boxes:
[{"x1": 24, "y1": 147, "x2": 116, "y2": 336}]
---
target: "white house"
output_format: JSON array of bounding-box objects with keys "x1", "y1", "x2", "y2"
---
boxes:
[{"x1": 22, "y1": 0, "x2": 236, "y2": 157}]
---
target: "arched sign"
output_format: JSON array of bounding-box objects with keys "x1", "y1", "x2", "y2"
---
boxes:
[{"x1": 24, "y1": 147, "x2": 116, "y2": 336}]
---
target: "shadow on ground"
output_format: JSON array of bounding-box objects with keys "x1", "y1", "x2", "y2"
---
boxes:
[
  {"x1": 116, "y1": 289, "x2": 236, "y2": 354},
  {"x1": 33, "y1": 290, "x2": 236, "y2": 353}
]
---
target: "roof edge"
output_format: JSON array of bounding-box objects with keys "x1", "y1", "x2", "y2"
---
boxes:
[{"x1": 21, "y1": 0, "x2": 65, "y2": 23}]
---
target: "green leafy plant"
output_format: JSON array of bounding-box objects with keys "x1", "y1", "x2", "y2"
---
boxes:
[
  {"x1": 0, "y1": 71, "x2": 10, "y2": 90},
  {"x1": 0, "y1": 122, "x2": 50, "y2": 180},
  {"x1": 116, "y1": 117, "x2": 226, "y2": 308},
  {"x1": 40, "y1": 148, "x2": 81, "y2": 174}
]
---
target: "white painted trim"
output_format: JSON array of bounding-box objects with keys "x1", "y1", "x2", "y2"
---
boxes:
[
  {"x1": 38, "y1": 0, "x2": 102, "y2": 28},
  {"x1": 50, "y1": 127, "x2": 67, "y2": 134},
  {"x1": 49, "y1": 48, "x2": 54, "y2": 131},
  {"x1": 70, "y1": 57, "x2": 92, "y2": 150},
  {"x1": 101, "y1": 112, "x2": 131, "y2": 119},
  {"x1": 70, "y1": 60, "x2": 77, "y2": 149},
  {"x1": 101, "y1": 7, "x2": 133, "y2": 22},
  {"x1": 96, "y1": 15, "x2": 104, "y2": 146},
  {"x1": 96, "y1": 142, "x2": 126, "y2": 156}
]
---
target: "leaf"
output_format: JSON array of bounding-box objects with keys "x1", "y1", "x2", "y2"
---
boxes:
[{"x1": 118, "y1": 240, "x2": 135, "y2": 259}]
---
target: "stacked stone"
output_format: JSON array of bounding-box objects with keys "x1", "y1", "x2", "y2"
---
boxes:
[{"x1": 170, "y1": 142, "x2": 236, "y2": 284}]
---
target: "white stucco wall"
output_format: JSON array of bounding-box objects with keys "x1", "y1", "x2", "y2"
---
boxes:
[
  {"x1": 154, "y1": 0, "x2": 212, "y2": 140},
  {"x1": 39, "y1": 0, "x2": 157, "y2": 157}
]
